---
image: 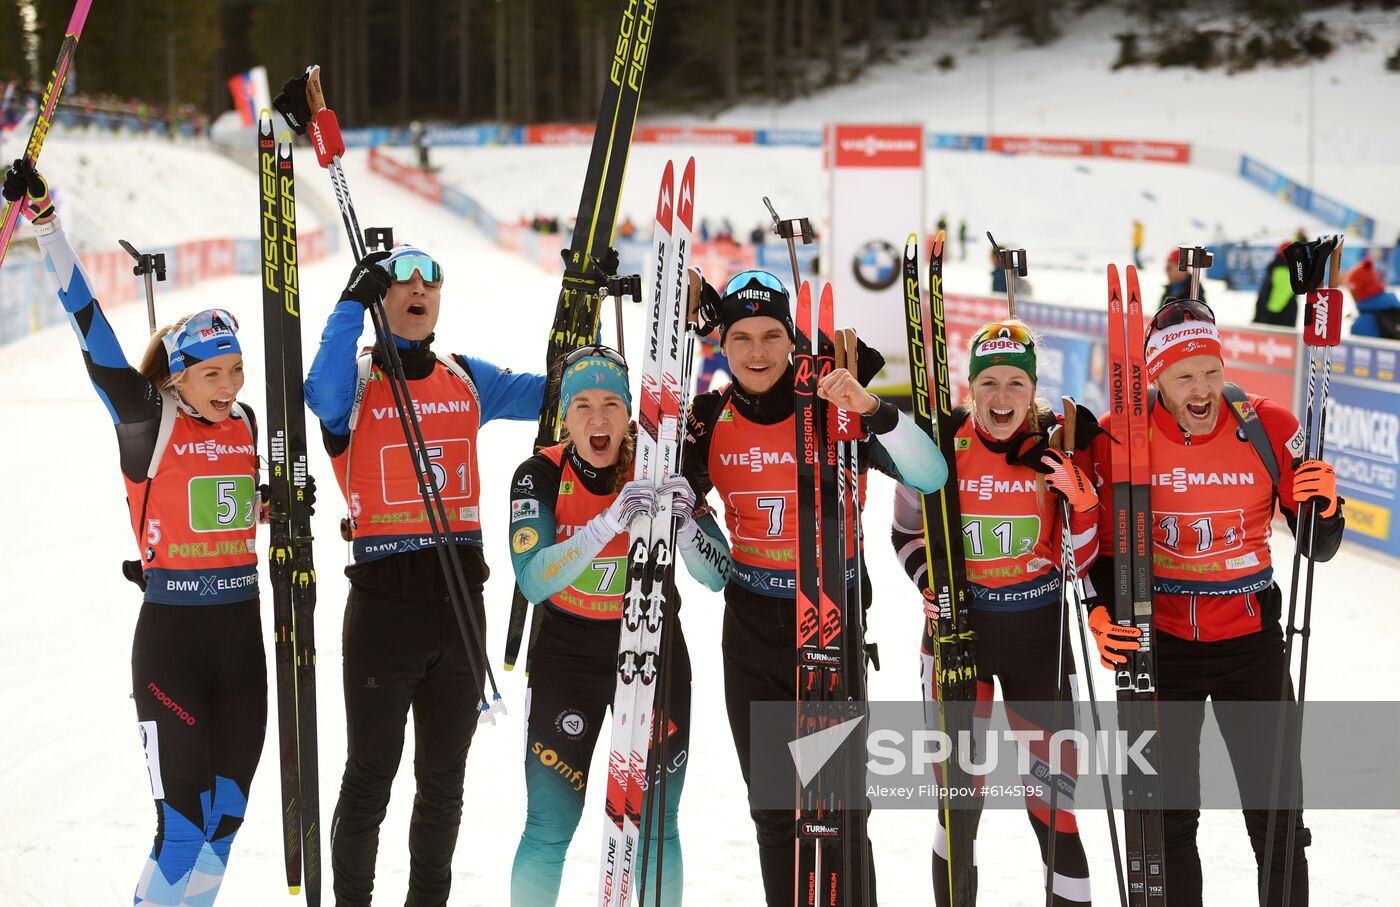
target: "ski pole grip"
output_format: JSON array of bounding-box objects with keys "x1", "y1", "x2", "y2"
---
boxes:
[
  {"x1": 309, "y1": 108, "x2": 345, "y2": 168},
  {"x1": 305, "y1": 64, "x2": 326, "y2": 114},
  {"x1": 1304, "y1": 288, "x2": 1343, "y2": 347}
]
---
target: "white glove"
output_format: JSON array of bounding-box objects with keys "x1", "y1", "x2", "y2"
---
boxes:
[
  {"x1": 657, "y1": 475, "x2": 697, "y2": 533},
  {"x1": 588, "y1": 478, "x2": 656, "y2": 540}
]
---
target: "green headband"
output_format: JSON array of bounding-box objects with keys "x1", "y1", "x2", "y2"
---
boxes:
[{"x1": 968, "y1": 327, "x2": 1037, "y2": 383}]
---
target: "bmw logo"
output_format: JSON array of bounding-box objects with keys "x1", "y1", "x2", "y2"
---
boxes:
[{"x1": 852, "y1": 240, "x2": 900, "y2": 291}]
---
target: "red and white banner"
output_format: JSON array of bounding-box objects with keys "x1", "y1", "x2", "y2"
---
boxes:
[
  {"x1": 989, "y1": 135, "x2": 1098, "y2": 158},
  {"x1": 523, "y1": 124, "x2": 597, "y2": 145},
  {"x1": 635, "y1": 126, "x2": 754, "y2": 145},
  {"x1": 826, "y1": 123, "x2": 925, "y2": 393},
  {"x1": 1100, "y1": 139, "x2": 1191, "y2": 165},
  {"x1": 368, "y1": 147, "x2": 444, "y2": 204}
]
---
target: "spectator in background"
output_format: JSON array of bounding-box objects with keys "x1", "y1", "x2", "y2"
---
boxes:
[
  {"x1": 1132, "y1": 219, "x2": 1145, "y2": 268},
  {"x1": 1161, "y1": 248, "x2": 1205, "y2": 306},
  {"x1": 717, "y1": 218, "x2": 734, "y2": 243},
  {"x1": 750, "y1": 223, "x2": 766, "y2": 246},
  {"x1": 958, "y1": 218, "x2": 968, "y2": 261},
  {"x1": 618, "y1": 216, "x2": 637, "y2": 241},
  {"x1": 1254, "y1": 241, "x2": 1298, "y2": 328},
  {"x1": 409, "y1": 121, "x2": 431, "y2": 171},
  {"x1": 698, "y1": 218, "x2": 711, "y2": 243},
  {"x1": 936, "y1": 213, "x2": 948, "y2": 236},
  {"x1": 1347, "y1": 259, "x2": 1400, "y2": 340}
]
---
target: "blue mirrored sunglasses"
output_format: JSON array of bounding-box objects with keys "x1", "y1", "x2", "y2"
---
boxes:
[
  {"x1": 723, "y1": 269, "x2": 786, "y2": 298},
  {"x1": 386, "y1": 254, "x2": 443, "y2": 285}
]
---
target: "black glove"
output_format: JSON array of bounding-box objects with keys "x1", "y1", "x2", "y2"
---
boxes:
[
  {"x1": 3, "y1": 159, "x2": 54, "y2": 220},
  {"x1": 273, "y1": 70, "x2": 314, "y2": 135},
  {"x1": 341, "y1": 250, "x2": 392, "y2": 309},
  {"x1": 597, "y1": 246, "x2": 620, "y2": 278},
  {"x1": 259, "y1": 474, "x2": 318, "y2": 521}
]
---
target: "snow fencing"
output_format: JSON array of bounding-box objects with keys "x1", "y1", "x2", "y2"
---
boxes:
[{"x1": 0, "y1": 225, "x2": 335, "y2": 348}]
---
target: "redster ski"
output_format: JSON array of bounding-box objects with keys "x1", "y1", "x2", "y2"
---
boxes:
[
  {"x1": 258, "y1": 111, "x2": 321, "y2": 904},
  {"x1": 902, "y1": 232, "x2": 977, "y2": 904},
  {"x1": 1106, "y1": 264, "x2": 1166, "y2": 907},
  {"x1": 0, "y1": 0, "x2": 93, "y2": 268}
]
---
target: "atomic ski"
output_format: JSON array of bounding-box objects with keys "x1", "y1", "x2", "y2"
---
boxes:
[
  {"x1": 504, "y1": 0, "x2": 660, "y2": 672},
  {"x1": 1106, "y1": 264, "x2": 1166, "y2": 907},
  {"x1": 902, "y1": 232, "x2": 977, "y2": 905},
  {"x1": 598, "y1": 156, "x2": 695, "y2": 907},
  {"x1": 258, "y1": 111, "x2": 321, "y2": 904},
  {"x1": 0, "y1": 0, "x2": 93, "y2": 268}
]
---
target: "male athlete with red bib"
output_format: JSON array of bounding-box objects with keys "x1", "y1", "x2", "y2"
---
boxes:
[{"x1": 1085, "y1": 298, "x2": 1344, "y2": 907}]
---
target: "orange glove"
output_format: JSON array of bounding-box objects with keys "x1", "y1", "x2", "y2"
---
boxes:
[
  {"x1": 1292, "y1": 459, "x2": 1338, "y2": 518},
  {"x1": 1042, "y1": 449, "x2": 1099, "y2": 513},
  {"x1": 1087, "y1": 606, "x2": 1142, "y2": 669},
  {"x1": 921, "y1": 587, "x2": 942, "y2": 622}
]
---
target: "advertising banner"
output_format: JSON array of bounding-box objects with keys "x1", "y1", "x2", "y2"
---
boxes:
[
  {"x1": 826, "y1": 123, "x2": 925, "y2": 394},
  {"x1": 1317, "y1": 338, "x2": 1400, "y2": 559}
]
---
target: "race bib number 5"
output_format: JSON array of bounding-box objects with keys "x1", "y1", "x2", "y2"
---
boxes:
[{"x1": 188, "y1": 476, "x2": 256, "y2": 532}]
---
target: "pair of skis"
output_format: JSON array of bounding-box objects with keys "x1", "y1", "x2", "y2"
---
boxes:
[
  {"x1": 793, "y1": 275, "x2": 869, "y2": 905},
  {"x1": 257, "y1": 112, "x2": 322, "y2": 904},
  {"x1": 901, "y1": 232, "x2": 978, "y2": 905},
  {"x1": 1105, "y1": 264, "x2": 1167, "y2": 907},
  {"x1": 503, "y1": 0, "x2": 659, "y2": 674},
  {"x1": 597, "y1": 157, "x2": 697, "y2": 907}
]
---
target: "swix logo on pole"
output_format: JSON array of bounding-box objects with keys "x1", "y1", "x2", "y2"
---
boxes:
[{"x1": 1305, "y1": 288, "x2": 1343, "y2": 347}]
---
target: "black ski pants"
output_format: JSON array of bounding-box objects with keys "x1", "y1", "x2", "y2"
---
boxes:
[
  {"x1": 721, "y1": 582, "x2": 878, "y2": 907},
  {"x1": 1157, "y1": 591, "x2": 1310, "y2": 907},
  {"x1": 131, "y1": 598, "x2": 267, "y2": 904},
  {"x1": 330, "y1": 557, "x2": 487, "y2": 907}
]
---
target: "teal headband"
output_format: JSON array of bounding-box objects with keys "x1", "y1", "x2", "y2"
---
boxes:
[{"x1": 560, "y1": 356, "x2": 632, "y2": 415}]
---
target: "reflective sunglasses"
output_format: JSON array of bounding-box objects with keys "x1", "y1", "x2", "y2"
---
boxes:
[
  {"x1": 562, "y1": 343, "x2": 628, "y2": 371},
  {"x1": 971, "y1": 321, "x2": 1034, "y2": 347},
  {"x1": 722, "y1": 269, "x2": 787, "y2": 298},
  {"x1": 1149, "y1": 298, "x2": 1215, "y2": 333},
  {"x1": 386, "y1": 253, "x2": 443, "y2": 286}
]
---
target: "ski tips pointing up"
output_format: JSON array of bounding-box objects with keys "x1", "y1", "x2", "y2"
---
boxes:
[
  {"x1": 677, "y1": 157, "x2": 696, "y2": 231},
  {"x1": 932, "y1": 229, "x2": 945, "y2": 259},
  {"x1": 655, "y1": 160, "x2": 674, "y2": 231}
]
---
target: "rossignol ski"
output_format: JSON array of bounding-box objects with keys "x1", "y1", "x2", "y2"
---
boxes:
[
  {"x1": 273, "y1": 65, "x2": 501, "y2": 719},
  {"x1": 258, "y1": 111, "x2": 321, "y2": 904},
  {"x1": 902, "y1": 232, "x2": 977, "y2": 905},
  {"x1": 0, "y1": 0, "x2": 93, "y2": 268},
  {"x1": 598, "y1": 157, "x2": 695, "y2": 907},
  {"x1": 505, "y1": 0, "x2": 660, "y2": 673},
  {"x1": 1106, "y1": 264, "x2": 1166, "y2": 907}
]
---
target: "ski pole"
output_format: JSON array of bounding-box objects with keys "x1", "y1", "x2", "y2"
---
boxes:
[
  {"x1": 762, "y1": 195, "x2": 814, "y2": 290},
  {"x1": 118, "y1": 239, "x2": 166, "y2": 333},
  {"x1": 1261, "y1": 235, "x2": 1343, "y2": 906},
  {"x1": 986, "y1": 231, "x2": 1027, "y2": 316},
  {"x1": 1177, "y1": 246, "x2": 1214, "y2": 301}
]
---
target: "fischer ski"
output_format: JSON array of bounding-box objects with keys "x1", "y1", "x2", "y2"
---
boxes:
[
  {"x1": 0, "y1": 0, "x2": 93, "y2": 268},
  {"x1": 504, "y1": 0, "x2": 659, "y2": 673},
  {"x1": 258, "y1": 111, "x2": 321, "y2": 904},
  {"x1": 902, "y1": 231, "x2": 977, "y2": 904},
  {"x1": 598, "y1": 157, "x2": 695, "y2": 907},
  {"x1": 1106, "y1": 264, "x2": 1166, "y2": 907}
]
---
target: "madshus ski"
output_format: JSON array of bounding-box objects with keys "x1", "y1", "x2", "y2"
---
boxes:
[
  {"x1": 598, "y1": 157, "x2": 695, "y2": 907},
  {"x1": 1106, "y1": 264, "x2": 1166, "y2": 907},
  {"x1": 504, "y1": 0, "x2": 660, "y2": 673},
  {"x1": 902, "y1": 232, "x2": 977, "y2": 905},
  {"x1": 258, "y1": 111, "x2": 321, "y2": 904}
]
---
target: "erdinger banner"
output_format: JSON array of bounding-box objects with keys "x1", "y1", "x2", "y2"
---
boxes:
[{"x1": 825, "y1": 123, "x2": 924, "y2": 394}]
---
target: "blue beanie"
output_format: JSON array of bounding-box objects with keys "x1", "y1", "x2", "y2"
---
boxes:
[{"x1": 164, "y1": 309, "x2": 241, "y2": 373}]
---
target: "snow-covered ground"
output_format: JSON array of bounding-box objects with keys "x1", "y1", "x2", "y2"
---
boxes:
[
  {"x1": 2, "y1": 146, "x2": 1398, "y2": 906},
  {"x1": 4, "y1": 9, "x2": 1400, "y2": 904}
]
